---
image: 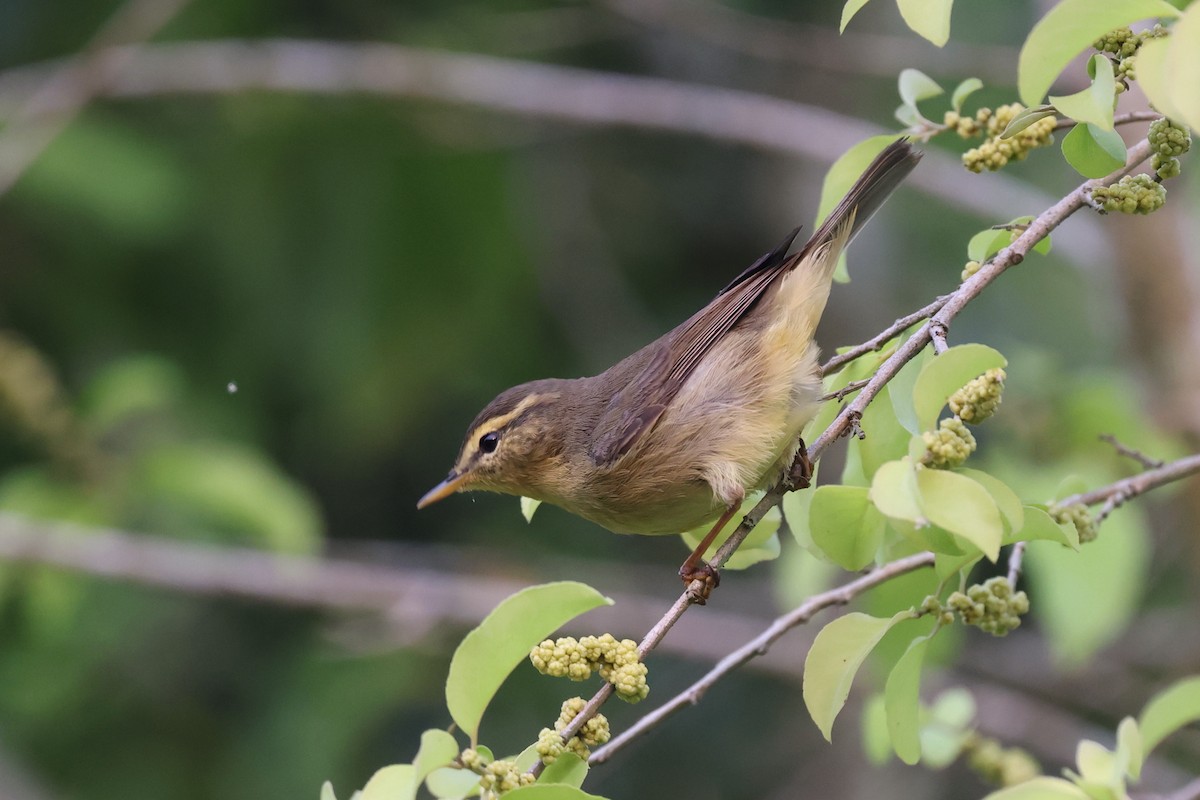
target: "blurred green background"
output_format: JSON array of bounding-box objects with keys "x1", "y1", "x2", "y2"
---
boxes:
[{"x1": 0, "y1": 0, "x2": 1198, "y2": 798}]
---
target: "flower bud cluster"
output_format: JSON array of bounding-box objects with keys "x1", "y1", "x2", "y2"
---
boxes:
[
  {"x1": 922, "y1": 417, "x2": 977, "y2": 469},
  {"x1": 1051, "y1": 503, "x2": 1097, "y2": 544},
  {"x1": 531, "y1": 634, "x2": 649, "y2": 703},
  {"x1": 534, "y1": 697, "x2": 611, "y2": 765},
  {"x1": 949, "y1": 368, "x2": 1006, "y2": 423},
  {"x1": 1091, "y1": 174, "x2": 1166, "y2": 215},
  {"x1": 964, "y1": 733, "x2": 1042, "y2": 787},
  {"x1": 949, "y1": 104, "x2": 1056, "y2": 173},
  {"x1": 458, "y1": 749, "x2": 535, "y2": 797},
  {"x1": 946, "y1": 577, "x2": 1030, "y2": 636}
]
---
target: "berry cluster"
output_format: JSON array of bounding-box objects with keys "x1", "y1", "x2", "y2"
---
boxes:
[
  {"x1": 1051, "y1": 502, "x2": 1097, "y2": 544},
  {"x1": 946, "y1": 577, "x2": 1030, "y2": 636},
  {"x1": 945, "y1": 103, "x2": 1057, "y2": 173},
  {"x1": 1091, "y1": 174, "x2": 1166, "y2": 215},
  {"x1": 459, "y1": 749, "x2": 535, "y2": 797},
  {"x1": 1149, "y1": 117, "x2": 1191, "y2": 181},
  {"x1": 922, "y1": 417, "x2": 977, "y2": 469},
  {"x1": 1093, "y1": 25, "x2": 1168, "y2": 92},
  {"x1": 949, "y1": 368, "x2": 1006, "y2": 423},
  {"x1": 534, "y1": 697, "x2": 611, "y2": 765},
  {"x1": 530, "y1": 634, "x2": 649, "y2": 702},
  {"x1": 963, "y1": 733, "x2": 1042, "y2": 787}
]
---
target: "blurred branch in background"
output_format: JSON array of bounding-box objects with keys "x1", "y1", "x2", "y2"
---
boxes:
[
  {"x1": 0, "y1": 0, "x2": 192, "y2": 196},
  {"x1": 0, "y1": 39, "x2": 1109, "y2": 267},
  {"x1": 597, "y1": 0, "x2": 1018, "y2": 82}
]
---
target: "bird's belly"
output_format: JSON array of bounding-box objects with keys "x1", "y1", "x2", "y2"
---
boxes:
[{"x1": 566, "y1": 476, "x2": 726, "y2": 535}]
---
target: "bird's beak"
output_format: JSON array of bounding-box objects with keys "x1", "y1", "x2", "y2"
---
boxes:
[{"x1": 417, "y1": 470, "x2": 470, "y2": 509}]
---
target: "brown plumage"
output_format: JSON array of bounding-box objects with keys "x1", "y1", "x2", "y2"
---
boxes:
[{"x1": 420, "y1": 140, "x2": 921, "y2": 574}]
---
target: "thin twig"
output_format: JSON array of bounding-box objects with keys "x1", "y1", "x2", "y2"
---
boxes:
[
  {"x1": 820, "y1": 295, "x2": 949, "y2": 376},
  {"x1": 929, "y1": 320, "x2": 950, "y2": 354},
  {"x1": 1054, "y1": 110, "x2": 1160, "y2": 131},
  {"x1": 589, "y1": 552, "x2": 936, "y2": 764},
  {"x1": 1100, "y1": 433, "x2": 1165, "y2": 469},
  {"x1": 1006, "y1": 541, "x2": 1027, "y2": 588},
  {"x1": 1053, "y1": 452, "x2": 1200, "y2": 512},
  {"x1": 819, "y1": 377, "x2": 870, "y2": 402}
]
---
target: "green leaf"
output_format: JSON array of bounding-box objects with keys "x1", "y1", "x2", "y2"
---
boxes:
[
  {"x1": 1168, "y1": 2, "x2": 1200, "y2": 130},
  {"x1": 502, "y1": 786, "x2": 609, "y2": 800},
  {"x1": 1050, "y1": 55, "x2": 1116, "y2": 129},
  {"x1": 862, "y1": 694, "x2": 893, "y2": 765},
  {"x1": 967, "y1": 228, "x2": 1010, "y2": 263},
  {"x1": 809, "y1": 485, "x2": 885, "y2": 570},
  {"x1": 912, "y1": 343, "x2": 1008, "y2": 432},
  {"x1": 782, "y1": 487, "x2": 816, "y2": 550},
  {"x1": 895, "y1": 104, "x2": 922, "y2": 128},
  {"x1": 1139, "y1": 675, "x2": 1200, "y2": 757},
  {"x1": 804, "y1": 610, "x2": 914, "y2": 740},
  {"x1": 1017, "y1": 0, "x2": 1181, "y2": 106},
  {"x1": 914, "y1": 469, "x2": 1003, "y2": 561},
  {"x1": 816, "y1": 135, "x2": 899, "y2": 282},
  {"x1": 1013, "y1": 505, "x2": 1078, "y2": 548},
  {"x1": 899, "y1": 69, "x2": 944, "y2": 111},
  {"x1": 446, "y1": 582, "x2": 611, "y2": 742},
  {"x1": 921, "y1": 688, "x2": 976, "y2": 768},
  {"x1": 321, "y1": 781, "x2": 338, "y2": 800},
  {"x1": 1000, "y1": 104, "x2": 1057, "y2": 139},
  {"x1": 1061, "y1": 123, "x2": 1127, "y2": 179},
  {"x1": 951, "y1": 78, "x2": 983, "y2": 112},
  {"x1": 896, "y1": 0, "x2": 955, "y2": 46},
  {"x1": 361, "y1": 765, "x2": 416, "y2": 800},
  {"x1": 1136, "y1": 36, "x2": 1189, "y2": 126},
  {"x1": 885, "y1": 636, "x2": 929, "y2": 764},
  {"x1": 981, "y1": 776, "x2": 1091, "y2": 800},
  {"x1": 959, "y1": 469, "x2": 1024, "y2": 536},
  {"x1": 889, "y1": 348, "x2": 932, "y2": 435},
  {"x1": 840, "y1": 0, "x2": 874, "y2": 32},
  {"x1": 869, "y1": 458, "x2": 924, "y2": 525},
  {"x1": 538, "y1": 753, "x2": 588, "y2": 787},
  {"x1": 1116, "y1": 717, "x2": 1143, "y2": 780},
  {"x1": 426, "y1": 767, "x2": 481, "y2": 799},
  {"x1": 859, "y1": 386, "x2": 913, "y2": 480},
  {"x1": 680, "y1": 497, "x2": 781, "y2": 570},
  {"x1": 521, "y1": 497, "x2": 542, "y2": 522},
  {"x1": 1075, "y1": 740, "x2": 1122, "y2": 788},
  {"x1": 1026, "y1": 506, "x2": 1149, "y2": 667},
  {"x1": 413, "y1": 730, "x2": 461, "y2": 792}
]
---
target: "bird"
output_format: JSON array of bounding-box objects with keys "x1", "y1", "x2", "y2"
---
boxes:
[{"x1": 418, "y1": 139, "x2": 920, "y2": 599}]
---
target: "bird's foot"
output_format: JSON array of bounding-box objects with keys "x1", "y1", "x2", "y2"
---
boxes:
[
  {"x1": 788, "y1": 439, "x2": 814, "y2": 490},
  {"x1": 680, "y1": 561, "x2": 720, "y2": 605}
]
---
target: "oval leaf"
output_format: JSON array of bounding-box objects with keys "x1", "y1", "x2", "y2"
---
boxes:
[
  {"x1": 361, "y1": 765, "x2": 416, "y2": 800},
  {"x1": 1061, "y1": 123, "x2": 1127, "y2": 179},
  {"x1": 869, "y1": 458, "x2": 924, "y2": 525},
  {"x1": 959, "y1": 469, "x2": 1024, "y2": 536},
  {"x1": 538, "y1": 753, "x2": 588, "y2": 788},
  {"x1": 804, "y1": 610, "x2": 914, "y2": 740},
  {"x1": 914, "y1": 469, "x2": 1003, "y2": 561},
  {"x1": 1001, "y1": 104, "x2": 1057, "y2": 139},
  {"x1": 981, "y1": 776, "x2": 1092, "y2": 800},
  {"x1": 1139, "y1": 675, "x2": 1200, "y2": 757},
  {"x1": 426, "y1": 767, "x2": 482, "y2": 800},
  {"x1": 896, "y1": 0, "x2": 955, "y2": 46},
  {"x1": 1018, "y1": 0, "x2": 1181, "y2": 106},
  {"x1": 503, "y1": 786, "x2": 610, "y2": 800},
  {"x1": 912, "y1": 344, "x2": 1008, "y2": 432},
  {"x1": 1117, "y1": 717, "x2": 1143, "y2": 780},
  {"x1": 1137, "y1": 37, "x2": 1189, "y2": 125},
  {"x1": 1014, "y1": 505, "x2": 1079, "y2": 549},
  {"x1": 1049, "y1": 55, "x2": 1116, "y2": 129},
  {"x1": 952, "y1": 78, "x2": 983, "y2": 112},
  {"x1": 885, "y1": 636, "x2": 930, "y2": 765},
  {"x1": 809, "y1": 485, "x2": 886, "y2": 571},
  {"x1": 1165, "y1": 2, "x2": 1200, "y2": 131},
  {"x1": 840, "y1": 0, "x2": 874, "y2": 32},
  {"x1": 414, "y1": 729, "x2": 461, "y2": 791},
  {"x1": 899, "y1": 68, "x2": 944, "y2": 110},
  {"x1": 446, "y1": 582, "x2": 612, "y2": 742}
]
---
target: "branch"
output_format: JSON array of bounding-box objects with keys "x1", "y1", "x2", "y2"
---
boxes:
[
  {"x1": 0, "y1": 0, "x2": 194, "y2": 197},
  {"x1": 545, "y1": 137, "x2": 1158, "y2": 767},
  {"x1": 588, "y1": 551, "x2": 936, "y2": 765},
  {"x1": 1052, "y1": 452, "x2": 1200, "y2": 516},
  {"x1": 820, "y1": 295, "x2": 949, "y2": 376},
  {"x1": 1100, "y1": 433, "x2": 1165, "y2": 469},
  {"x1": 1055, "y1": 110, "x2": 1161, "y2": 131},
  {"x1": 0, "y1": 39, "x2": 1079, "y2": 238}
]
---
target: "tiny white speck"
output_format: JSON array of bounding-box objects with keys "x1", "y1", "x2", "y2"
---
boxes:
[{"x1": 226, "y1": 382, "x2": 238, "y2": 394}]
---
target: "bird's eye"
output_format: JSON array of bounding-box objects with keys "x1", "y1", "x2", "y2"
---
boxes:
[{"x1": 479, "y1": 432, "x2": 500, "y2": 453}]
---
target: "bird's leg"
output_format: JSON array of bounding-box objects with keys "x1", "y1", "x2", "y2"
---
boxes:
[
  {"x1": 678, "y1": 503, "x2": 739, "y2": 604},
  {"x1": 787, "y1": 438, "x2": 814, "y2": 490}
]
